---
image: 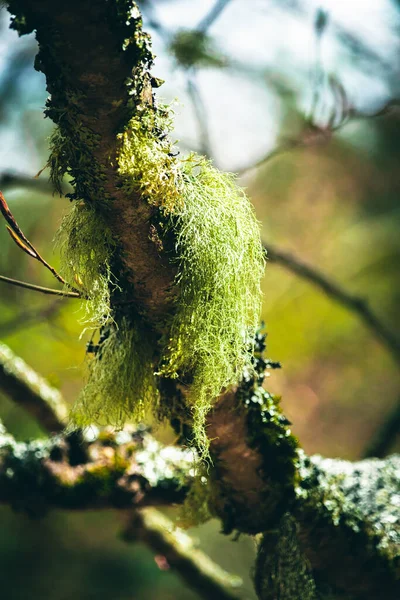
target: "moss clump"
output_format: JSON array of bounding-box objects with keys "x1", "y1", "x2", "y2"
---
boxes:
[
  {"x1": 70, "y1": 317, "x2": 159, "y2": 429},
  {"x1": 255, "y1": 514, "x2": 317, "y2": 600},
  {"x1": 159, "y1": 156, "x2": 265, "y2": 451},
  {"x1": 118, "y1": 106, "x2": 181, "y2": 211},
  {"x1": 58, "y1": 107, "x2": 264, "y2": 453},
  {"x1": 56, "y1": 202, "x2": 117, "y2": 328}
]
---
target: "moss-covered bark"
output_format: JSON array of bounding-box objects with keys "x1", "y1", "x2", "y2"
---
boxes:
[{"x1": 0, "y1": 423, "x2": 191, "y2": 513}]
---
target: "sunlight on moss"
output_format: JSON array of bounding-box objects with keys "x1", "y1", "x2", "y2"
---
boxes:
[
  {"x1": 118, "y1": 107, "x2": 181, "y2": 211},
  {"x1": 54, "y1": 103, "x2": 264, "y2": 455}
]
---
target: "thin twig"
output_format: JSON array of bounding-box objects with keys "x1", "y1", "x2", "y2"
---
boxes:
[
  {"x1": 197, "y1": 0, "x2": 233, "y2": 34},
  {"x1": 265, "y1": 243, "x2": 400, "y2": 366},
  {"x1": 0, "y1": 341, "x2": 68, "y2": 433},
  {"x1": 122, "y1": 508, "x2": 243, "y2": 600},
  {"x1": 0, "y1": 190, "x2": 81, "y2": 294},
  {"x1": 0, "y1": 275, "x2": 82, "y2": 298},
  {"x1": 0, "y1": 170, "x2": 71, "y2": 195},
  {"x1": 237, "y1": 94, "x2": 399, "y2": 176},
  {"x1": 362, "y1": 398, "x2": 400, "y2": 459}
]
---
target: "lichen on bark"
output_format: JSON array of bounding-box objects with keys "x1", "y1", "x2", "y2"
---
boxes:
[{"x1": 6, "y1": 0, "x2": 265, "y2": 455}]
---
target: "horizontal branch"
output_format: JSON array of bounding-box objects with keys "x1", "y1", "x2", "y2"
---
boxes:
[
  {"x1": 0, "y1": 426, "x2": 193, "y2": 513},
  {"x1": 0, "y1": 170, "x2": 70, "y2": 195},
  {"x1": 123, "y1": 507, "x2": 243, "y2": 600},
  {"x1": 0, "y1": 275, "x2": 82, "y2": 298}
]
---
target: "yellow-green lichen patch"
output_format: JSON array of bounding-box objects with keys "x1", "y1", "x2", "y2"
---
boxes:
[
  {"x1": 55, "y1": 98, "x2": 264, "y2": 454},
  {"x1": 117, "y1": 107, "x2": 182, "y2": 211}
]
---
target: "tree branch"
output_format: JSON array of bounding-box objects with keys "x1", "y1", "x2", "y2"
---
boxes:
[
  {"x1": 0, "y1": 425, "x2": 192, "y2": 513},
  {"x1": 265, "y1": 243, "x2": 400, "y2": 366},
  {"x1": 0, "y1": 341, "x2": 68, "y2": 433},
  {"x1": 0, "y1": 274, "x2": 82, "y2": 298},
  {"x1": 0, "y1": 170, "x2": 71, "y2": 195},
  {"x1": 123, "y1": 507, "x2": 243, "y2": 600}
]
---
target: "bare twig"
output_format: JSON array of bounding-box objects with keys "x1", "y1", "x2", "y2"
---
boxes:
[
  {"x1": 0, "y1": 275, "x2": 82, "y2": 298},
  {"x1": 265, "y1": 243, "x2": 400, "y2": 366},
  {"x1": 0, "y1": 341, "x2": 68, "y2": 433},
  {"x1": 0, "y1": 190, "x2": 81, "y2": 295},
  {"x1": 0, "y1": 170, "x2": 71, "y2": 195},
  {"x1": 237, "y1": 94, "x2": 399, "y2": 176},
  {"x1": 122, "y1": 507, "x2": 243, "y2": 600},
  {"x1": 197, "y1": 0, "x2": 233, "y2": 34},
  {"x1": 362, "y1": 398, "x2": 400, "y2": 459}
]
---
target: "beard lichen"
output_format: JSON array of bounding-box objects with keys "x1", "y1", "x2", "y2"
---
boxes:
[
  {"x1": 55, "y1": 103, "x2": 265, "y2": 455},
  {"x1": 70, "y1": 317, "x2": 159, "y2": 429},
  {"x1": 56, "y1": 202, "x2": 116, "y2": 329},
  {"x1": 158, "y1": 157, "x2": 265, "y2": 451}
]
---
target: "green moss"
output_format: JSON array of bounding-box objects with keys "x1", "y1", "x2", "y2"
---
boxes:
[
  {"x1": 117, "y1": 107, "x2": 265, "y2": 453},
  {"x1": 118, "y1": 106, "x2": 180, "y2": 211},
  {"x1": 239, "y1": 330, "x2": 299, "y2": 516},
  {"x1": 255, "y1": 514, "x2": 317, "y2": 600},
  {"x1": 58, "y1": 110, "x2": 264, "y2": 453}
]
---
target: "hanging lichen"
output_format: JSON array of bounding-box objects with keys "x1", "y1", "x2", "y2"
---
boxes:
[
  {"x1": 56, "y1": 103, "x2": 265, "y2": 454},
  {"x1": 36, "y1": 0, "x2": 265, "y2": 454},
  {"x1": 70, "y1": 316, "x2": 159, "y2": 429},
  {"x1": 56, "y1": 201, "x2": 116, "y2": 329},
  {"x1": 158, "y1": 155, "x2": 265, "y2": 450}
]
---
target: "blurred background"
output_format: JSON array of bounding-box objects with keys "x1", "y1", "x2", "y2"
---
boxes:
[{"x1": 0, "y1": 0, "x2": 399, "y2": 598}]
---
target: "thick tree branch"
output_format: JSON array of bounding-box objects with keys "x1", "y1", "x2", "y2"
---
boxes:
[
  {"x1": 0, "y1": 425, "x2": 192, "y2": 512},
  {"x1": 0, "y1": 418, "x2": 398, "y2": 597},
  {"x1": 8, "y1": 0, "x2": 177, "y2": 321}
]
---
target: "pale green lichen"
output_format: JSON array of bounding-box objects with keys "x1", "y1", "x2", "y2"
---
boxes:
[
  {"x1": 159, "y1": 156, "x2": 265, "y2": 451},
  {"x1": 70, "y1": 317, "x2": 159, "y2": 429},
  {"x1": 56, "y1": 202, "x2": 116, "y2": 328},
  {"x1": 55, "y1": 103, "x2": 264, "y2": 454},
  {"x1": 118, "y1": 106, "x2": 181, "y2": 211}
]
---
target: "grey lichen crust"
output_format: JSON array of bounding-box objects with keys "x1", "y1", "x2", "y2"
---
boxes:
[
  {"x1": 0, "y1": 424, "x2": 192, "y2": 514},
  {"x1": 295, "y1": 452, "x2": 400, "y2": 599}
]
